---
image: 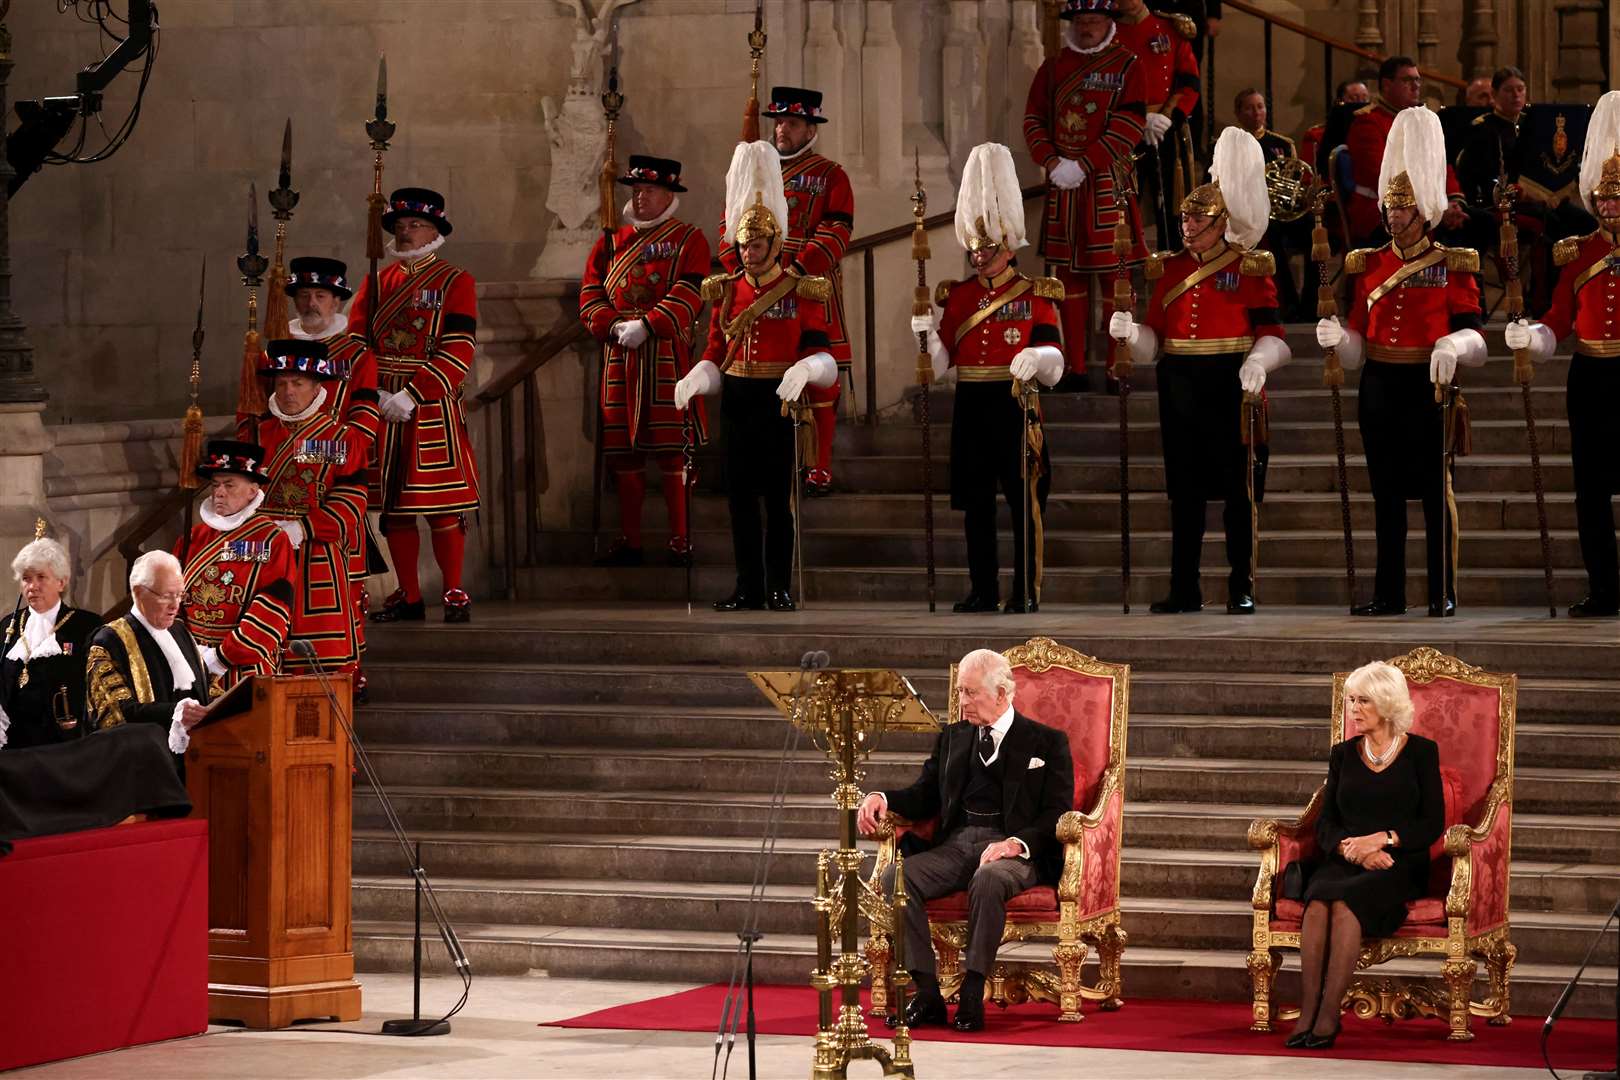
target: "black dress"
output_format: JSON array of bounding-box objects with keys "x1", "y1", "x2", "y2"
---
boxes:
[
  {"x1": 0, "y1": 604, "x2": 101, "y2": 750},
  {"x1": 1304, "y1": 733, "x2": 1446, "y2": 937}
]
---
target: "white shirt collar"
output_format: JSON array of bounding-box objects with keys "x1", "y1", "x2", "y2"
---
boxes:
[
  {"x1": 129, "y1": 607, "x2": 196, "y2": 693},
  {"x1": 976, "y1": 705, "x2": 1016, "y2": 764},
  {"x1": 198, "y1": 489, "x2": 265, "y2": 533}
]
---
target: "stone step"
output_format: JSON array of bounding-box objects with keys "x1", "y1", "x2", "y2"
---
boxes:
[
  {"x1": 348, "y1": 875, "x2": 1615, "y2": 968},
  {"x1": 351, "y1": 832, "x2": 1620, "y2": 916},
  {"x1": 351, "y1": 924, "x2": 1616, "y2": 1019},
  {"x1": 360, "y1": 743, "x2": 1618, "y2": 817}
]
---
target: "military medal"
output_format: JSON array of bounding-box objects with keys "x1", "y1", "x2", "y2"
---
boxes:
[{"x1": 1004, "y1": 327, "x2": 1023, "y2": 345}]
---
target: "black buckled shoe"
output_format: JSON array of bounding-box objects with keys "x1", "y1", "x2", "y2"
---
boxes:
[
  {"x1": 1351, "y1": 597, "x2": 1406, "y2": 617},
  {"x1": 1569, "y1": 595, "x2": 1620, "y2": 618},
  {"x1": 1226, "y1": 593, "x2": 1256, "y2": 615},
  {"x1": 370, "y1": 588, "x2": 426, "y2": 623},
  {"x1": 952, "y1": 592, "x2": 999, "y2": 613},
  {"x1": 442, "y1": 588, "x2": 472, "y2": 623},
  {"x1": 1427, "y1": 597, "x2": 1457, "y2": 618},
  {"x1": 666, "y1": 536, "x2": 693, "y2": 568},
  {"x1": 803, "y1": 468, "x2": 833, "y2": 497},
  {"x1": 885, "y1": 991, "x2": 947, "y2": 1030},
  {"x1": 713, "y1": 590, "x2": 766, "y2": 612},
  {"x1": 593, "y1": 538, "x2": 644, "y2": 567},
  {"x1": 1149, "y1": 594, "x2": 1203, "y2": 614},
  {"x1": 767, "y1": 589, "x2": 798, "y2": 612}
]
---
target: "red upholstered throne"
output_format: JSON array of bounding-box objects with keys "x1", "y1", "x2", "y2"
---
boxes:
[
  {"x1": 1247, "y1": 646, "x2": 1517, "y2": 1041},
  {"x1": 865, "y1": 637, "x2": 1128, "y2": 1022}
]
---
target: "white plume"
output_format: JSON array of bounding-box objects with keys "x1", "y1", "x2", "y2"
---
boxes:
[
  {"x1": 1209, "y1": 126, "x2": 1270, "y2": 249},
  {"x1": 954, "y1": 142, "x2": 1028, "y2": 251},
  {"x1": 721, "y1": 141, "x2": 789, "y2": 246},
  {"x1": 1377, "y1": 106, "x2": 1448, "y2": 225},
  {"x1": 1580, "y1": 91, "x2": 1620, "y2": 213}
]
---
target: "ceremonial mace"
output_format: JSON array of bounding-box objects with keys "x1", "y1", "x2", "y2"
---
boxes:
[
  {"x1": 1108, "y1": 158, "x2": 1137, "y2": 613},
  {"x1": 909, "y1": 151, "x2": 937, "y2": 613},
  {"x1": 236, "y1": 185, "x2": 269, "y2": 422},
  {"x1": 741, "y1": 0, "x2": 765, "y2": 143},
  {"x1": 1497, "y1": 175, "x2": 1556, "y2": 617},
  {"x1": 1311, "y1": 187, "x2": 1356, "y2": 612},
  {"x1": 262, "y1": 118, "x2": 298, "y2": 410},
  {"x1": 178, "y1": 257, "x2": 206, "y2": 567},
  {"x1": 590, "y1": 65, "x2": 624, "y2": 562},
  {"x1": 362, "y1": 56, "x2": 403, "y2": 518}
]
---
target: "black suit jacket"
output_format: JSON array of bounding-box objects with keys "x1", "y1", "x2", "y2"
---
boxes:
[{"x1": 883, "y1": 712, "x2": 1075, "y2": 883}]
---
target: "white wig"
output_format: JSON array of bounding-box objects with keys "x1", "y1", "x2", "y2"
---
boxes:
[{"x1": 12, "y1": 538, "x2": 70, "y2": 584}]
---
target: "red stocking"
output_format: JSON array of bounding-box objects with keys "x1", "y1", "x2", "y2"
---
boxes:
[
  {"x1": 1053, "y1": 266, "x2": 1092, "y2": 376},
  {"x1": 655, "y1": 453, "x2": 687, "y2": 544},
  {"x1": 615, "y1": 465, "x2": 648, "y2": 547},
  {"x1": 383, "y1": 516, "x2": 422, "y2": 603},
  {"x1": 427, "y1": 513, "x2": 466, "y2": 594}
]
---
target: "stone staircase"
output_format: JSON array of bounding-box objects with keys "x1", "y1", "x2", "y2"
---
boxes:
[{"x1": 352, "y1": 612, "x2": 1619, "y2": 1020}]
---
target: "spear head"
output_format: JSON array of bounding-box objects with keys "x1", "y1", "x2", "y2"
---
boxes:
[
  {"x1": 237, "y1": 185, "x2": 269, "y2": 285},
  {"x1": 192, "y1": 256, "x2": 207, "y2": 354},
  {"x1": 367, "y1": 54, "x2": 396, "y2": 150},
  {"x1": 269, "y1": 118, "x2": 300, "y2": 220},
  {"x1": 601, "y1": 66, "x2": 624, "y2": 118}
]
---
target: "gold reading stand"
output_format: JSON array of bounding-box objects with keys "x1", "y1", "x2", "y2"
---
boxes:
[{"x1": 748, "y1": 668, "x2": 940, "y2": 1080}]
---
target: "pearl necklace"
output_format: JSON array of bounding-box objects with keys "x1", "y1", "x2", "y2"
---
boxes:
[{"x1": 1364, "y1": 732, "x2": 1403, "y2": 767}]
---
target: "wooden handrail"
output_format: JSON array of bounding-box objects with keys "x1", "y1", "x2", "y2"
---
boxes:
[
  {"x1": 1222, "y1": 0, "x2": 1468, "y2": 91},
  {"x1": 471, "y1": 317, "x2": 593, "y2": 411},
  {"x1": 113, "y1": 486, "x2": 193, "y2": 566}
]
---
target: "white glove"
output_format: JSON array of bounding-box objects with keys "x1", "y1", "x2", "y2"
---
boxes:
[
  {"x1": 199, "y1": 646, "x2": 226, "y2": 678},
  {"x1": 1010, "y1": 349, "x2": 1042, "y2": 383},
  {"x1": 1050, "y1": 157, "x2": 1086, "y2": 190},
  {"x1": 1109, "y1": 310, "x2": 1139, "y2": 345},
  {"x1": 168, "y1": 698, "x2": 198, "y2": 754},
  {"x1": 1239, "y1": 359, "x2": 1267, "y2": 395},
  {"x1": 1316, "y1": 317, "x2": 1344, "y2": 350},
  {"x1": 1504, "y1": 318, "x2": 1533, "y2": 351},
  {"x1": 1143, "y1": 112, "x2": 1173, "y2": 147},
  {"x1": 910, "y1": 313, "x2": 939, "y2": 336},
  {"x1": 613, "y1": 319, "x2": 650, "y2": 349},
  {"x1": 1430, "y1": 340, "x2": 1459, "y2": 385},
  {"x1": 673, "y1": 359, "x2": 721, "y2": 411},
  {"x1": 274, "y1": 519, "x2": 305, "y2": 549},
  {"x1": 380, "y1": 389, "x2": 416, "y2": 422},
  {"x1": 777, "y1": 361, "x2": 813, "y2": 402}
]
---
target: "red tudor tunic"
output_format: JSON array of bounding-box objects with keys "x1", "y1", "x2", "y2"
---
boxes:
[
  {"x1": 346, "y1": 252, "x2": 480, "y2": 514},
  {"x1": 581, "y1": 217, "x2": 713, "y2": 451},
  {"x1": 1024, "y1": 35, "x2": 1149, "y2": 272},
  {"x1": 1141, "y1": 245, "x2": 1286, "y2": 355},
  {"x1": 1541, "y1": 230, "x2": 1620, "y2": 354},
  {"x1": 1345, "y1": 238, "x2": 1482, "y2": 361},
  {"x1": 1344, "y1": 98, "x2": 1466, "y2": 244},
  {"x1": 255, "y1": 411, "x2": 370, "y2": 673},
  {"x1": 1113, "y1": 9, "x2": 1199, "y2": 122},
  {"x1": 176, "y1": 515, "x2": 299, "y2": 682}
]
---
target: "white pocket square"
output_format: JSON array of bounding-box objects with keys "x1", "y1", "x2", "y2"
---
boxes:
[{"x1": 1028, "y1": 757, "x2": 1045, "y2": 769}]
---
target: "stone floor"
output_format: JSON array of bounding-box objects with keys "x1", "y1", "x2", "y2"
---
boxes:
[{"x1": 9, "y1": 974, "x2": 1573, "y2": 1080}]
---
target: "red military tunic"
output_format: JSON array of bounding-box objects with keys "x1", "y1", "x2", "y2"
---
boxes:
[
  {"x1": 1345, "y1": 98, "x2": 1466, "y2": 244},
  {"x1": 1024, "y1": 33, "x2": 1149, "y2": 272},
  {"x1": 346, "y1": 251, "x2": 480, "y2": 514},
  {"x1": 936, "y1": 268, "x2": 1064, "y2": 378},
  {"x1": 1345, "y1": 237, "x2": 1482, "y2": 360},
  {"x1": 176, "y1": 514, "x2": 299, "y2": 682},
  {"x1": 699, "y1": 266, "x2": 831, "y2": 376},
  {"x1": 1113, "y1": 8, "x2": 1199, "y2": 123},
  {"x1": 1541, "y1": 229, "x2": 1620, "y2": 354},
  {"x1": 1142, "y1": 244, "x2": 1286, "y2": 355},
  {"x1": 580, "y1": 216, "x2": 713, "y2": 451},
  {"x1": 256, "y1": 410, "x2": 370, "y2": 673}
]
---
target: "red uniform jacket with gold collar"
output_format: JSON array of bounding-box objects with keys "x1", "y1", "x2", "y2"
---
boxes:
[
  {"x1": 1542, "y1": 229, "x2": 1620, "y2": 356},
  {"x1": 176, "y1": 514, "x2": 299, "y2": 681},
  {"x1": 1142, "y1": 244, "x2": 1285, "y2": 355},
  {"x1": 700, "y1": 266, "x2": 831, "y2": 379},
  {"x1": 1344, "y1": 236, "x2": 1483, "y2": 362},
  {"x1": 1345, "y1": 98, "x2": 1467, "y2": 243},
  {"x1": 936, "y1": 268, "x2": 1064, "y2": 378},
  {"x1": 1113, "y1": 8, "x2": 1200, "y2": 121}
]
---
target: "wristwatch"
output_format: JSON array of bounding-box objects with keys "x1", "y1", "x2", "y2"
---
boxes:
[{"x1": 1383, "y1": 829, "x2": 1397, "y2": 849}]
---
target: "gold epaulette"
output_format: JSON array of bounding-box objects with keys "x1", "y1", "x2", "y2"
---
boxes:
[
  {"x1": 1353, "y1": 102, "x2": 1378, "y2": 117},
  {"x1": 1443, "y1": 247, "x2": 1480, "y2": 273},
  {"x1": 935, "y1": 279, "x2": 958, "y2": 306},
  {"x1": 1344, "y1": 247, "x2": 1376, "y2": 275},
  {"x1": 1158, "y1": 11, "x2": 1198, "y2": 39},
  {"x1": 1554, "y1": 234, "x2": 1588, "y2": 267},
  {"x1": 1031, "y1": 276, "x2": 1065, "y2": 301},
  {"x1": 1144, "y1": 251, "x2": 1171, "y2": 280},
  {"x1": 1470, "y1": 112, "x2": 1489, "y2": 126},
  {"x1": 794, "y1": 274, "x2": 832, "y2": 303},
  {"x1": 1241, "y1": 250, "x2": 1276, "y2": 276},
  {"x1": 700, "y1": 272, "x2": 731, "y2": 302}
]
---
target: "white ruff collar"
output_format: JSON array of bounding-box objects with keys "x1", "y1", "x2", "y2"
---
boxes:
[
  {"x1": 6, "y1": 600, "x2": 63, "y2": 663},
  {"x1": 130, "y1": 605, "x2": 195, "y2": 693},
  {"x1": 269, "y1": 384, "x2": 328, "y2": 423},
  {"x1": 385, "y1": 234, "x2": 447, "y2": 265},
  {"x1": 778, "y1": 133, "x2": 819, "y2": 162},
  {"x1": 199, "y1": 489, "x2": 265, "y2": 533},
  {"x1": 1066, "y1": 21, "x2": 1118, "y2": 54},
  {"x1": 622, "y1": 196, "x2": 681, "y2": 230},
  {"x1": 289, "y1": 313, "x2": 348, "y2": 341}
]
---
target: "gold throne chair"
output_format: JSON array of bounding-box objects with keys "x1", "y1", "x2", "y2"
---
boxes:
[
  {"x1": 1247, "y1": 646, "x2": 1517, "y2": 1041},
  {"x1": 865, "y1": 636, "x2": 1129, "y2": 1022}
]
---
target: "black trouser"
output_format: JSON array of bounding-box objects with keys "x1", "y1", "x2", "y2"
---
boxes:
[
  {"x1": 1358, "y1": 360, "x2": 1454, "y2": 607},
  {"x1": 1138, "y1": 138, "x2": 1184, "y2": 251},
  {"x1": 1568, "y1": 354, "x2": 1620, "y2": 603},
  {"x1": 1157, "y1": 354, "x2": 1253, "y2": 602},
  {"x1": 952, "y1": 380, "x2": 1051, "y2": 601},
  {"x1": 721, "y1": 375, "x2": 796, "y2": 597}
]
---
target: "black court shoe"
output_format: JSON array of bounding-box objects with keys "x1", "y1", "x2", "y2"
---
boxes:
[
  {"x1": 1427, "y1": 597, "x2": 1456, "y2": 618},
  {"x1": 1226, "y1": 593, "x2": 1256, "y2": 615},
  {"x1": 1302, "y1": 1022, "x2": 1341, "y2": 1050},
  {"x1": 1569, "y1": 595, "x2": 1620, "y2": 618},
  {"x1": 1149, "y1": 594, "x2": 1203, "y2": 614},
  {"x1": 952, "y1": 592, "x2": 999, "y2": 613},
  {"x1": 1283, "y1": 1029, "x2": 1314, "y2": 1049},
  {"x1": 713, "y1": 590, "x2": 765, "y2": 612},
  {"x1": 886, "y1": 991, "x2": 948, "y2": 1029},
  {"x1": 766, "y1": 589, "x2": 798, "y2": 612},
  {"x1": 370, "y1": 588, "x2": 425, "y2": 623},
  {"x1": 1351, "y1": 598, "x2": 1406, "y2": 617},
  {"x1": 1002, "y1": 595, "x2": 1038, "y2": 614}
]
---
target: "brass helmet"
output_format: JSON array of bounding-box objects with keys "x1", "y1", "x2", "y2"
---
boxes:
[
  {"x1": 732, "y1": 191, "x2": 784, "y2": 264},
  {"x1": 722, "y1": 141, "x2": 790, "y2": 266},
  {"x1": 1180, "y1": 182, "x2": 1227, "y2": 219},
  {"x1": 1382, "y1": 170, "x2": 1418, "y2": 210}
]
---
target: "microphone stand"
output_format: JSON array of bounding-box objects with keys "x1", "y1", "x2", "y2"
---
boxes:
[
  {"x1": 288, "y1": 640, "x2": 470, "y2": 1036},
  {"x1": 1542, "y1": 896, "x2": 1617, "y2": 1080}
]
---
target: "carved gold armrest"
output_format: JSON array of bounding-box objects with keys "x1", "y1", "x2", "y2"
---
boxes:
[
  {"x1": 1247, "y1": 784, "x2": 1326, "y2": 911},
  {"x1": 1443, "y1": 778, "x2": 1512, "y2": 920},
  {"x1": 1055, "y1": 768, "x2": 1119, "y2": 903}
]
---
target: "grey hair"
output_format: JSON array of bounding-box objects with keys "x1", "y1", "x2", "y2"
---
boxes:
[
  {"x1": 12, "y1": 538, "x2": 70, "y2": 584},
  {"x1": 130, "y1": 550, "x2": 183, "y2": 594},
  {"x1": 1344, "y1": 660, "x2": 1415, "y2": 737},
  {"x1": 959, "y1": 648, "x2": 1016, "y2": 701}
]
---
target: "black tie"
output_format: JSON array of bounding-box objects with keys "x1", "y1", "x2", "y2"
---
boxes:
[{"x1": 977, "y1": 726, "x2": 995, "y2": 763}]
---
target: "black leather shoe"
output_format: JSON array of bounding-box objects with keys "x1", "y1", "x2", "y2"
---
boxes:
[
  {"x1": 1427, "y1": 598, "x2": 1456, "y2": 618},
  {"x1": 950, "y1": 995, "x2": 986, "y2": 1032},
  {"x1": 1002, "y1": 595, "x2": 1038, "y2": 614},
  {"x1": 1569, "y1": 596, "x2": 1620, "y2": 618},
  {"x1": 1351, "y1": 598, "x2": 1406, "y2": 616},
  {"x1": 1149, "y1": 595, "x2": 1203, "y2": 614},
  {"x1": 593, "y1": 539, "x2": 644, "y2": 567},
  {"x1": 712, "y1": 590, "x2": 765, "y2": 612},
  {"x1": 766, "y1": 589, "x2": 798, "y2": 612},
  {"x1": 371, "y1": 589, "x2": 426, "y2": 623},
  {"x1": 1283, "y1": 1029, "x2": 1314, "y2": 1049},
  {"x1": 952, "y1": 592, "x2": 999, "y2": 613},
  {"x1": 1226, "y1": 593, "x2": 1256, "y2": 615},
  {"x1": 885, "y1": 991, "x2": 947, "y2": 1029},
  {"x1": 1302, "y1": 1024, "x2": 1340, "y2": 1049}
]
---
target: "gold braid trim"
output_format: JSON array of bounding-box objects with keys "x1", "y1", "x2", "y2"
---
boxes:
[
  {"x1": 85, "y1": 644, "x2": 135, "y2": 730},
  {"x1": 1553, "y1": 235, "x2": 1584, "y2": 267}
]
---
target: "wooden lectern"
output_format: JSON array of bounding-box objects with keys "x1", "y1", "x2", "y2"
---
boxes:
[{"x1": 185, "y1": 673, "x2": 362, "y2": 1028}]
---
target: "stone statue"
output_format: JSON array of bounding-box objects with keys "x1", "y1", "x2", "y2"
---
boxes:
[{"x1": 533, "y1": 0, "x2": 642, "y2": 279}]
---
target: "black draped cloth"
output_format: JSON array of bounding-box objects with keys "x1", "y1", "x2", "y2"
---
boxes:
[{"x1": 0, "y1": 723, "x2": 191, "y2": 844}]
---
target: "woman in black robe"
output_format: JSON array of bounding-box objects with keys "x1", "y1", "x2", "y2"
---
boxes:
[
  {"x1": 1286, "y1": 659, "x2": 1445, "y2": 1049},
  {"x1": 1, "y1": 537, "x2": 100, "y2": 749}
]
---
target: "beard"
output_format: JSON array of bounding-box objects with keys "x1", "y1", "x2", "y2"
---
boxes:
[{"x1": 298, "y1": 309, "x2": 331, "y2": 333}]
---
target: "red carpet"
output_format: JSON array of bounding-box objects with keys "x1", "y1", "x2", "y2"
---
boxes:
[{"x1": 546, "y1": 983, "x2": 1617, "y2": 1070}]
